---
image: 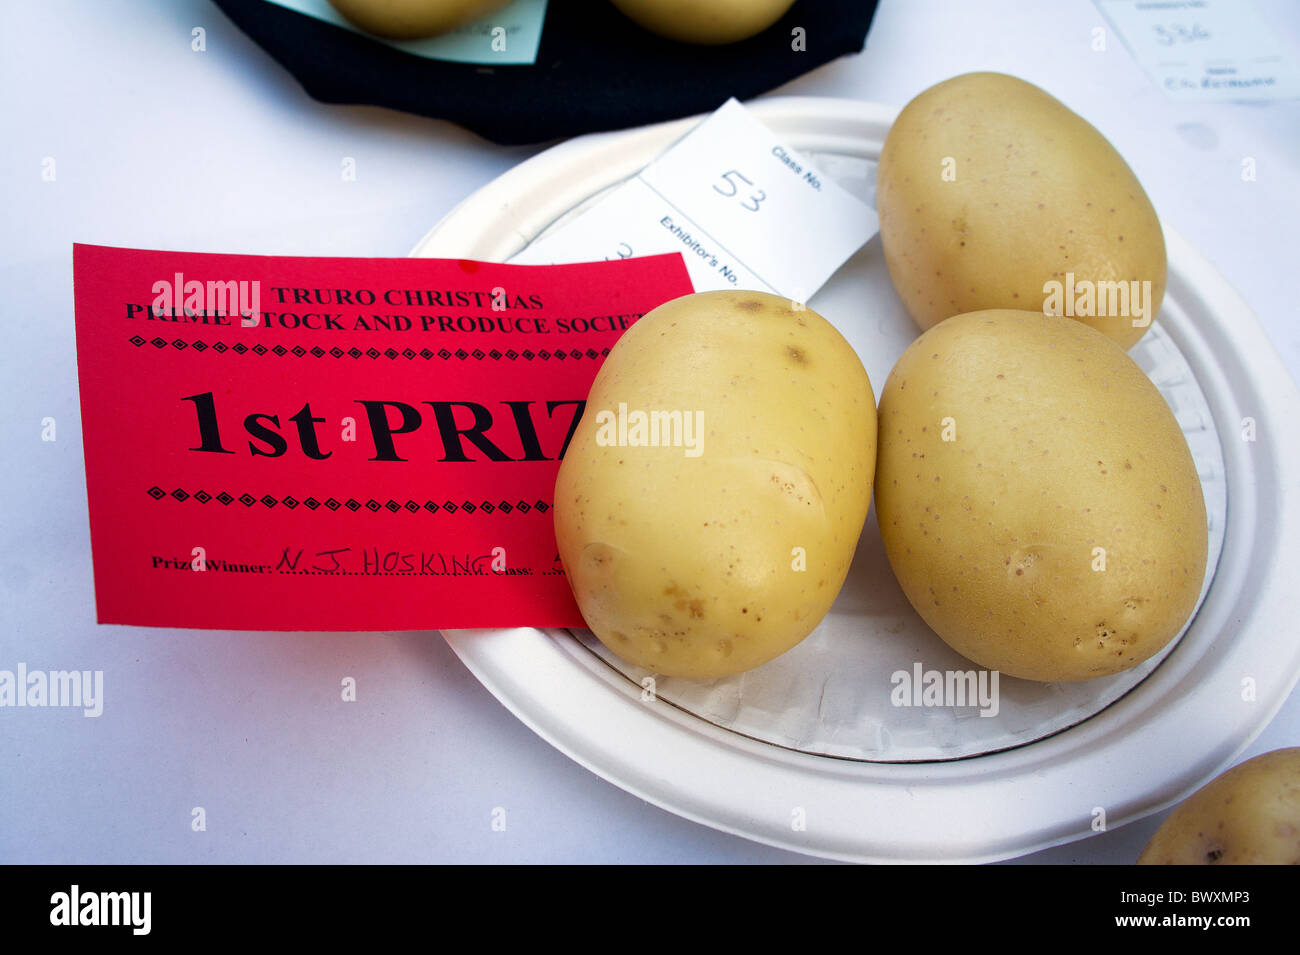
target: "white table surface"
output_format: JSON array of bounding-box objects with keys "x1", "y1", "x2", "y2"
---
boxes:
[{"x1": 2, "y1": 0, "x2": 1298, "y2": 864}]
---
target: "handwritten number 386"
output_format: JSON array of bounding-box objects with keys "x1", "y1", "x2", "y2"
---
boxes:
[{"x1": 713, "y1": 170, "x2": 766, "y2": 212}]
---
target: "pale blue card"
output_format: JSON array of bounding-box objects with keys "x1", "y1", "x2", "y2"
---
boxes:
[{"x1": 262, "y1": 0, "x2": 548, "y2": 65}]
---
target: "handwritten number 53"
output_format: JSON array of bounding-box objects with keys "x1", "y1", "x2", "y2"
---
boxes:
[{"x1": 713, "y1": 170, "x2": 766, "y2": 212}]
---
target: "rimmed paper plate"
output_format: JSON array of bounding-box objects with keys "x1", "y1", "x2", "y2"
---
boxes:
[{"x1": 411, "y1": 97, "x2": 1300, "y2": 863}]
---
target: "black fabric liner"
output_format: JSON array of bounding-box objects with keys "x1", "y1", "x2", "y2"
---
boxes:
[{"x1": 210, "y1": 0, "x2": 879, "y2": 145}]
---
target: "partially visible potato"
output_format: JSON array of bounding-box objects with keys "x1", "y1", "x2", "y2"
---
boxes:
[
  {"x1": 1139, "y1": 749, "x2": 1300, "y2": 864},
  {"x1": 877, "y1": 72, "x2": 1166, "y2": 349},
  {"x1": 327, "y1": 0, "x2": 511, "y2": 39},
  {"x1": 609, "y1": 0, "x2": 796, "y2": 45},
  {"x1": 554, "y1": 290, "x2": 876, "y2": 680}
]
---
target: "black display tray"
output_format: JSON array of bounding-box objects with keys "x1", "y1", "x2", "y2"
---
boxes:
[{"x1": 211, "y1": 0, "x2": 879, "y2": 145}]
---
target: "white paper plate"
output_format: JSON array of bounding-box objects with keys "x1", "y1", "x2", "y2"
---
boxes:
[{"x1": 411, "y1": 97, "x2": 1300, "y2": 863}]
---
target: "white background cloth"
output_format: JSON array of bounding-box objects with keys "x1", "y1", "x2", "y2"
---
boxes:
[{"x1": 2, "y1": 0, "x2": 1298, "y2": 863}]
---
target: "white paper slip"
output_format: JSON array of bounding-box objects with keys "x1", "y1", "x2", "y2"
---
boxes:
[
  {"x1": 510, "y1": 98, "x2": 878, "y2": 302},
  {"x1": 1097, "y1": 0, "x2": 1300, "y2": 102}
]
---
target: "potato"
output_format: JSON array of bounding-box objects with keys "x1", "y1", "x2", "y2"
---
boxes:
[
  {"x1": 1139, "y1": 748, "x2": 1300, "y2": 864},
  {"x1": 608, "y1": 0, "x2": 796, "y2": 45},
  {"x1": 874, "y1": 309, "x2": 1207, "y2": 682},
  {"x1": 554, "y1": 290, "x2": 876, "y2": 679},
  {"x1": 326, "y1": 0, "x2": 511, "y2": 39},
  {"x1": 877, "y1": 72, "x2": 1166, "y2": 349}
]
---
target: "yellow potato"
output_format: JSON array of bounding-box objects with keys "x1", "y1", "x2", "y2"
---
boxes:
[
  {"x1": 609, "y1": 0, "x2": 796, "y2": 45},
  {"x1": 874, "y1": 309, "x2": 1207, "y2": 682},
  {"x1": 326, "y1": 0, "x2": 511, "y2": 39},
  {"x1": 554, "y1": 291, "x2": 876, "y2": 679},
  {"x1": 1139, "y1": 748, "x2": 1300, "y2": 864},
  {"x1": 877, "y1": 72, "x2": 1166, "y2": 349}
]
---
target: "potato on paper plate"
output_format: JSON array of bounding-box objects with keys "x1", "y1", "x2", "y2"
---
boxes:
[
  {"x1": 874, "y1": 309, "x2": 1207, "y2": 683},
  {"x1": 877, "y1": 72, "x2": 1166, "y2": 349},
  {"x1": 555, "y1": 290, "x2": 876, "y2": 680}
]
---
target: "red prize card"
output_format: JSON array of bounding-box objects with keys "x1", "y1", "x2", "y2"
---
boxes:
[{"x1": 72, "y1": 244, "x2": 694, "y2": 630}]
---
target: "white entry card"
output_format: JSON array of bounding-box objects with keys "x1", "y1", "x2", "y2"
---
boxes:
[
  {"x1": 1097, "y1": 0, "x2": 1300, "y2": 102},
  {"x1": 510, "y1": 99, "x2": 878, "y2": 302}
]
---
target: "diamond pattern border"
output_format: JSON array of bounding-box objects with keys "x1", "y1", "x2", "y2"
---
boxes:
[
  {"x1": 147, "y1": 486, "x2": 550, "y2": 514},
  {"x1": 130, "y1": 336, "x2": 613, "y2": 360}
]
